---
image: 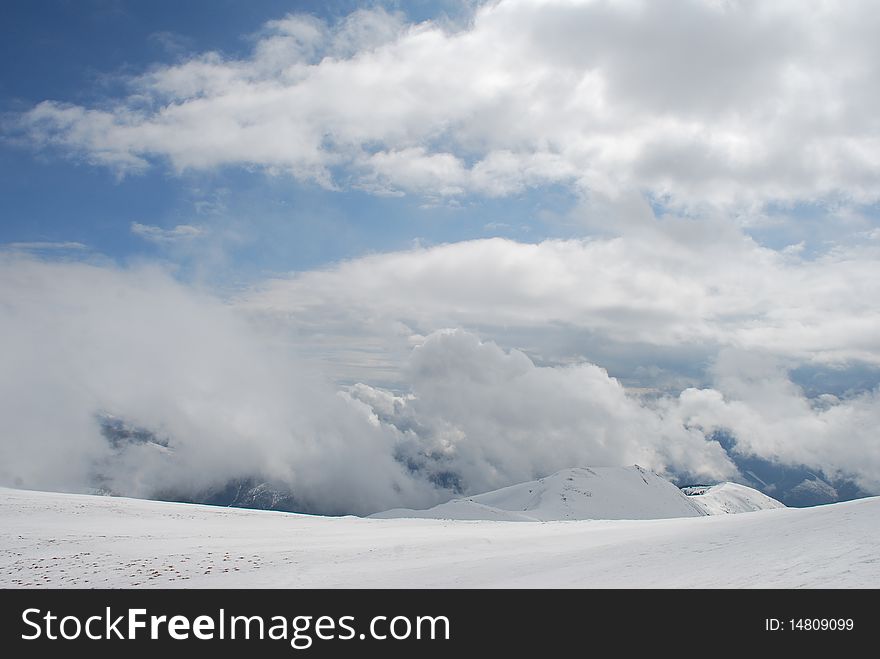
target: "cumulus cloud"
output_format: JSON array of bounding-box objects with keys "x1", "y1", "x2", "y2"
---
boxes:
[
  {"x1": 15, "y1": 0, "x2": 880, "y2": 208},
  {"x1": 6, "y1": 1, "x2": 879, "y2": 511},
  {"x1": 0, "y1": 254, "x2": 441, "y2": 515},
  {"x1": 349, "y1": 332, "x2": 880, "y2": 497},
  {"x1": 346, "y1": 330, "x2": 738, "y2": 494},
  {"x1": 0, "y1": 254, "x2": 761, "y2": 512},
  {"x1": 2, "y1": 254, "x2": 879, "y2": 510},
  {"x1": 346, "y1": 332, "x2": 880, "y2": 497},
  {"x1": 670, "y1": 349, "x2": 880, "y2": 493}
]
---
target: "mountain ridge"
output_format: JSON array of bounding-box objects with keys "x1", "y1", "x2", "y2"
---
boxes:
[{"x1": 371, "y1": 465, "x2": 711, "y2": 521}]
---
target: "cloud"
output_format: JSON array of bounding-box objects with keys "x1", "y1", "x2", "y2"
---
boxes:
[
  {"x1": 346, "y1": 329, "x2": 738, "y2": 494},
  {"x1": 148, "y1": 31, "x2": 196, "y2": 57},
  {"x1": 350, "y1": 331, "x2": 880, "y2": 497},
  {"x1": 131, "y1": 222, "x2": 205, "y2": 244},
  {"x1": 669, "y1": 349, "x2": 880, "y2": 494},
  {"x1": 0, "y1": 254, "x2": 441, "y2": 515},
  {"x1": 15, "y1": 0, "x2": 880, "y2": 208},
  {"x1": 2, "y1": 254, "x2": 878, "y2": 511},
  {"x1": 2, "y1": 241, "x2": 87, "y2": 251},
  {"x1": 239, "y1": 219, "x2": 880, "y2": 379}
]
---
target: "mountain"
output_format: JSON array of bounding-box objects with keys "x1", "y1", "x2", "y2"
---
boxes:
[
  {"x1": 95, "y1": 411, "x2": 848, "y2": 515},
  {"x1": 96, "y1": 413, "x2": 301, "y2": 513},
  {"x1": 708, "y1": 429, "x2": 869, "y2": 506},
  {"x1": 371, "y1": 466, "x2": 707, "y2": 521},
  {"x1": 682, "y1": 482, "x2": 785, "y2": 515},
  {"x1": 155, "y1": 478, "x2": 300, "y2": 513}
]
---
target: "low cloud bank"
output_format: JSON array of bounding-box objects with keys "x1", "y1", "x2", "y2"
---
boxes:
[{"x1": 1, "y1": 255, "x2": 876, "y2": 513}]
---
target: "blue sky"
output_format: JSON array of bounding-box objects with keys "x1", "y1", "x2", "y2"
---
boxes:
[
  {"x1": 5, "y1": 0, "x2": 878, "y2": 283},
  {"x1": 3, "y1": 0, "x2": 561, "y2": 282},
  {"x1": 0, "y1": 1, "x2": 520, "y2": 278},
  {"x1": 2, "y1": 0, "x2": 880, "y2": 509}
]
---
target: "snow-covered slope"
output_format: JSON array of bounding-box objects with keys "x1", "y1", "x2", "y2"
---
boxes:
[
  {"x1": 1, "y1": 486, "x2": 878, "y2": 588},
  {"x1": 372, "y1": 466, "x2": 706, "y2": 521},
  {"x1": 683, "y1": 482, "x2": 786, "y2": 515}
]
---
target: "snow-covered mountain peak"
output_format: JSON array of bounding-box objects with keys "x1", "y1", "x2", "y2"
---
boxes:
[
  {"x1": 683, "y1": 482, "x2": 785, "y2": 515},
  {"x1": 372, "y1": 465, "x2": 707, "y2": 521}
]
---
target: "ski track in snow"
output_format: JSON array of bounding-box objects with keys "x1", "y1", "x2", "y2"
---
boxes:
[{"x1": 1, "y1": 487, "x2": 877, "y2": 588}]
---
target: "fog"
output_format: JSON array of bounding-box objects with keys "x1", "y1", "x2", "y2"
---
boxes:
[
  {"x1": 2, "y1": 253, "x2": 877, "y2": 514},
  {"x1": 0, "y1": 255, "x2": 441, "y2": 515}
]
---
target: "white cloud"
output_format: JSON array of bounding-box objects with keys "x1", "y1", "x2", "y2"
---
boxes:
[
  {"x1": 347, "y1": 329, "x2": 738, "y2": 494},
  {"x1": 16, "y1": 1, "x2": 880, "y2": 208},
  {"x1": 0, "y1": 254, "x2": 747, "y2": 508},
  {"x1": 131, "y1": 222, "x2": 205, "y2": 244},
  {"x1": 669, "y1": 349, "x2": 880, "y2": 493},
  {"x1": 239, "y1": 219, "x2": 880, "y2": 376},
  {"x1": 348, "y1": 330, "x2": 880, "y2": 496},
  {"x1": 2, "y1": 254, "x2": 878, "y2": 510},
  {"x1": 2, "y1": 241, "x2": 87, "y2": 251},
  {"x1": 0, "y1": 254, "x2": 441, "y2": 515}
]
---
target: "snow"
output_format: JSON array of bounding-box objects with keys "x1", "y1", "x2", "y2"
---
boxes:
[
  {"x1": 684, "y1": 482, "x2": 786, "y2": 515},
  {"x1": 371, "y1": 466, "x2": 707, "y2": 521},
  {"x1": 2, "y1": 486, "x2": 878, "y2": 588}
]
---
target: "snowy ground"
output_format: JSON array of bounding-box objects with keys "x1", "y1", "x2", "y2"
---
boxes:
[{"x1": 1, "y1": 487, "x2": 878, "y2": 588}]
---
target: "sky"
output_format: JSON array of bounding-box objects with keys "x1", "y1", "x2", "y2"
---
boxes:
[{"x1": 2, "y1": 0, "x2": 880, "y2": 513}]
